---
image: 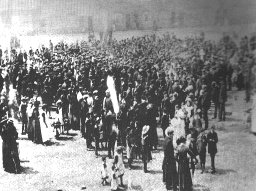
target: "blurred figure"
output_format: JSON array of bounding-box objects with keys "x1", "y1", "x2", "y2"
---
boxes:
[
  {"x1": 162, "y1": 127, "x2": 178, "y2": 191},
  {"x1": 207, "y1": 125, "x2": 218, "y2": 174},
  {"x1": 1, "y1": 119, "x2": 20, "y2": 173},
  {"x1": 218, "y1": 79, "x2": 227, "y2": 121}
]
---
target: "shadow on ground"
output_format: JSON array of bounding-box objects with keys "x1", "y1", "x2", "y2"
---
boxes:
[
  {"x1": 202, "y1": 167, "x2": 237, "y2": 175},
  {"x1": 115, "y1": 184, "x2": 143, "y2": 191},
  {"x1": 149, "y1": 169, "x2": 162, "y2": 174},
  {"x1": 18, "y1": 137, "x2": 30, "y2": 141},
  {"x1": 56, "y1": 136, "x2": 74, "y2": 141},
  {"x1": 20, "y1": 166, "x2": 38, "y2": 174},
  {"x1": 43, "y1": 141, "x2": 64, "y2": 146},
  {"x1": 193, "y1": 184, "x2": 210, "y2": 191}
]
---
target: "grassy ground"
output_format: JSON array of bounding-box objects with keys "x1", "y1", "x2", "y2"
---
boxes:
[{"x1": 0, "y1": 89, "x2": 255, "y2": 191}]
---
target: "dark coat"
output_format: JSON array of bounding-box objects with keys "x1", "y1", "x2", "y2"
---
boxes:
[
  {"x1": 162, "y1": 136, "x2": 178, "y2": 189},
  {"x1": 197, "y1": 132, "x2": 207, "y2": 154},
  {"x1": 1, "y1": 123, "x2": 20, "y2": 173},
  {"x1": 175, "y1": 143, "x2": 195, "y2": 191},
  {"x1": 207, "y1": 131, "x2": 218, "y2": 154}
]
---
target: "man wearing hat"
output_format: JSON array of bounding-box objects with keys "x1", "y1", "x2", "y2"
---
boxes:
[{"x1": 162, "y1": 126, "x2": 178, "y2": 191}]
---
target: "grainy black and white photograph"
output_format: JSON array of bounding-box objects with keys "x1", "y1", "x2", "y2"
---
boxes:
[{"x1": 0, "y1": 0, "x2": 256, "y2": 191}]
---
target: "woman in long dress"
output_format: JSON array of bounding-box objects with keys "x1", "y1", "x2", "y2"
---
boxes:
[
  {"x1": 32, "y1": 101, "x2": 42, "y2": 144},
  {"x1": 40, "y1": 104, "x2": 52, "y2": 143},
  {"x1": 175, "y1": 137, "x2": 197, "y2": 191},
  {"x1": 27, "y1": 99, "x2": 34, "y2": 141},
  {"x1": 1, "y1": 119, "x2": 20, "y2": 173}
]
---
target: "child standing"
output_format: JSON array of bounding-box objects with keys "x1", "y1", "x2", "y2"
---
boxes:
[
  {"x1": 111, "y1": 163, "x2": 119, "y2": 191},
  {"x1": 100, "y1": 157, "x2": 109, "y2": 185},
  {"x1": 114, "y1": 146, "x2": 125, "y2": 187}
]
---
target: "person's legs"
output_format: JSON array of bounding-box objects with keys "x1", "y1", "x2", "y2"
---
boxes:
[
  {"x1": 210, "y1": 153, "x2": 216, "y2": 173},
  {"x1": 143, "y1": 161, "x2": 148, "y2": 173},
  {"x1": 22, "y1": 122, "x2": 25, "y2": 134}
]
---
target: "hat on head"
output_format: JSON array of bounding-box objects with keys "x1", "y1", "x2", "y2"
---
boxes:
[{"x1": 165, "y1": 126, "x2": 174, "y2": 137}]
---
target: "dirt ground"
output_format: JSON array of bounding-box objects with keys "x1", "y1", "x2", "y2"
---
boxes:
[{"x1": 0, "y1": 89, "x2": 255, "y2": 191}]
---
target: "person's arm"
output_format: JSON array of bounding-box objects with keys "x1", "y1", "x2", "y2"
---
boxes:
[
  {"x1": 42, "y1": 113, "x2": 48, "y2": 128},
  {"x1": 215, "y1": 132, "x2": 218, "y2": 144}
]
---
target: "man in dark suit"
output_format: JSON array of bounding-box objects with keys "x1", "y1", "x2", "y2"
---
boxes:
[
  {"x1": 207, "y1": 125, "x2": 218, "y2": 173},
  {"x1": 162, "y1": 127, "x2": 178, "y2": 191},
  {"x1": 198, "y1": 88, "x2": 211, "y2": 129}
]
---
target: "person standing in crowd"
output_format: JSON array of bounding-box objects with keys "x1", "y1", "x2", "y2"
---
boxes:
[
  {"x1": 146, "y1": 103, "x2": 158, "y2": 150},
  {"x1": 161, "y1": 109, "x2": 169, "y2": 138},
  {"x1": 211, "y1": 81, "x2": 219, "y2": 119},
  {"x1": 114, "y1": 146, "x2": 125, "y2": 187},
  {"x1": 175, "y1": 137, "x2": 197, "y2": 191},
  {"x1": 1, "y1": 119, "x2": 20, "y2": 173},
  {"x1": 162, "y1": 127, "x2": 178, "y2": 191},
  {"x1": 141, "y1": 125, "x2": 152, "y2": 173},
  {"x1": 198, "y1": 88, "x2": 211, "y2": 129},
  {"x1": 19, "y1": 97, "x2": 28, "y2": 135},
  {"x1": 0, "y1": 67, "x2": 4, "y2": 93},
  {"x1": 31, "y1": 100, "x2": 42, "y2": 144},
  {"x1": 207, "y1": 125, "x2": 218, "y2": 174},
  {"x1": 196, "y1": 128, "x2": 207, "y2": 173},
  {"x1": 218, "y1": 79, "x2": 227, "y2": 121},
  {"x1": 27, "y1": 98, "x2": 34, "y2": 141}
]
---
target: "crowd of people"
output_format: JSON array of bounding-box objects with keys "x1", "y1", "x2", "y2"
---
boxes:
[{"x1": 0, "y1": 32, "x2": 254, "y2": 190}]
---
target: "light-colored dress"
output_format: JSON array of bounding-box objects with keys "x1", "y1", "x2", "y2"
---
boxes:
[
  {"x1": 173, "y1": 118, "x2": 186, "y2": 148},
  {"x1": 101, "y1": 163, "x2": 109, "y2": 180},
  {"x1": 111, "y1": 168, "x2": 118, "y2": 190},
  {"x1": 40, "y1": 110, "x2": 52, "y2": 143},
  {"x1": 115, "y1": 153, "x2": 125, "y2": 177}
]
